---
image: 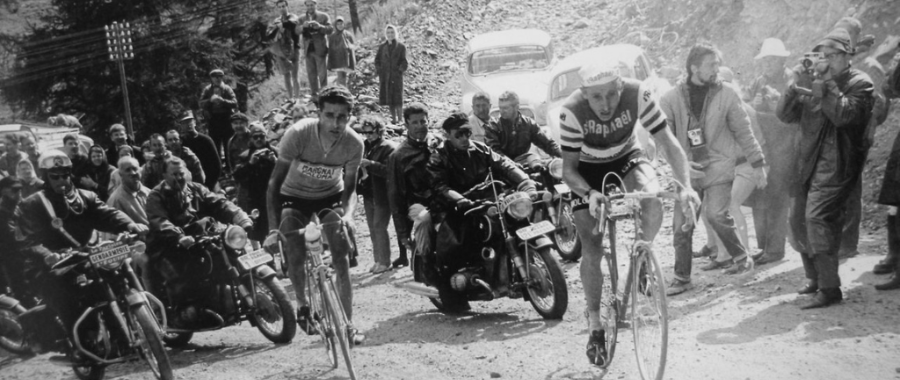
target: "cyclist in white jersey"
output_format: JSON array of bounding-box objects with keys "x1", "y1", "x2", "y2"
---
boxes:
[{"x1": 558, "y1": 59, "x2": 699, "y2": 365}]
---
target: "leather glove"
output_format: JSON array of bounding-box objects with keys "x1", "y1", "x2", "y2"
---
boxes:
[
  {"x1": 516, "y1": 179, "x2": 537, "y2": 194},
  {"x1": 456, "y1": 198, "x2": 476, "y2": 212}
]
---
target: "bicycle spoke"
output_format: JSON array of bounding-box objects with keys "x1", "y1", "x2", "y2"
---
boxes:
[{"x1": 632, "y1": 248, "x2": 668, "y2": 380}]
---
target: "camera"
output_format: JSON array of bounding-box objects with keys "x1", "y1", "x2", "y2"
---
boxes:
[{"x1": 800, "y1": 52, "x2": 825, "y2": 71}]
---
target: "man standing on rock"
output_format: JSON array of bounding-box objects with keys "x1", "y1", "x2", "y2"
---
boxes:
[
  {"x1": 375, "y1": 24, "x2": 408, "y2": 124},
  {"x1": 199, "y1": 69, "x2": 238, "y2": 159},
  {"x1": 776, "y1": 28, "x2": 874, "y2": 308},
  {"x1": 178, "y1": 110, "x2": 221, "y2": 190},
  {"x1": 299, "y1": 0, "x2": 333, "y2": 101}
]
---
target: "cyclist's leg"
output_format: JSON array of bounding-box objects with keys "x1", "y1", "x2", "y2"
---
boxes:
[
  {"x1": 322, "y1": 211, "x2": 354, "y2": 320},
  {"x1": 623, "y1": 162, "x2": 662, "y2": 242},
  {"x1": 572, "y1": 196, "x2": 606, "y2": 331},
  {"x1": 282, "y1": 207, "x2": 311, "y2": 307}
]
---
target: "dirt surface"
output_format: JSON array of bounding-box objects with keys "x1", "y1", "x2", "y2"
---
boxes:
[{"x1": 3, "y1": 0, "x2": 900, "y2": 379}]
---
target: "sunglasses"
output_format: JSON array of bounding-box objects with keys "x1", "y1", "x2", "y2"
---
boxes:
[
  {"x1": 251, "y1": 135, "x2": 266, "y2": 140},
  {"x1": 48, "y1": 172, "x2": 73, "y2": 181},
  {"x1": 453, "y1": 129, "x2": 473, "y2": 139}
]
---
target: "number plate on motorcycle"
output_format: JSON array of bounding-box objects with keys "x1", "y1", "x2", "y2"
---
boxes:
[
  {"x1": 515, "y1": 220, "x2": 555, "y2": 240},
  {"x1": 238, "y1": 249, "x2": 273, "y2": 270},
  {"x1": 554, "y1": 183, "x2": 571, "y2": 194},
  {"x1": 89, "y1": 241, "x2": 131, "y2": 270}
]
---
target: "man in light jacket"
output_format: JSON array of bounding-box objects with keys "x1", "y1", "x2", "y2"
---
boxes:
[{"x1": 659, "y1": 42, "x2": 767, "y2": 296}]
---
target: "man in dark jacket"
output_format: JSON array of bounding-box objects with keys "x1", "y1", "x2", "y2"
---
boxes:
[
  {"x1": 0, "y1": 177, "x2": 23, "y2": 295},
  {"x1": 426, "y1": 112, "x2": 536, "y2": 312},
  {"x1": 387, "y1": 103, "x2": 439, "y2": 269},
  {"x1": 17, "y1": 150, "x2": 145, "y2": 348},
  {"x1": 199, "y1": 69, "x2": 238, "y2": 158},
  {"x1": 145, "y1": 156, "x2": 251, "y2": 325},
  {"x1": 299, "y1": 0, "x2": 333, "y2": 101},
  {"x1": 179, "y1": 110, "x2": 221, "y2": 189},
  {"x1": 776, "y1": 28, "x2": 874, "y2": 308},
  {"x1": 874, "y1": 38, "x2": 900, "y2": 290},
  {"x1": 485, "y1": 91, "x2": 561, "y2": 166}
]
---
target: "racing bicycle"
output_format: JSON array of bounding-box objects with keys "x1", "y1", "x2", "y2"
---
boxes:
[
  {"x1": 590, "y1": 176, "x2": 695, "y2": 380},
  {"x1": 272, "y1": 209, "x2": 358, "y2": 380}
]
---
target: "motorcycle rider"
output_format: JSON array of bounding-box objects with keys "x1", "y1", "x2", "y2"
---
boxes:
[
  {"x1": 15, "y1": 150, "x2": 147, "y2": 355},
  {"x1": 484, "y1": 91, "x2": 562, "y2": 168},
  {"x1": 145, "y1": 156, "x2": 252, "y2": 326},
  {"x1": 426, "y1": 112, "x2": 537, "y2": 312},
  {"x1": 557, "y1": 59, "x2": 698, "y2": 365}
]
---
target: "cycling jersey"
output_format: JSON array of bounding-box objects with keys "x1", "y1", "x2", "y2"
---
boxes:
[
  {"x1": 559, "y1": 78, "x2": 666, "y2": 164},
  {"x1": 278, "y1": 118, "x2": 364, "y2": 199}
]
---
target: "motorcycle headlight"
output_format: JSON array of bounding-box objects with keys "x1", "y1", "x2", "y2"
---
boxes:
[
  {"x1": 548, "y1": 158, "x2": 563, "y2": 180},
  {"x1": 224, "y1": 225, "x2": 248, "y2": 250},
  {"x1": 501, "y1": 191, "x2": 533, "y2": 220}
]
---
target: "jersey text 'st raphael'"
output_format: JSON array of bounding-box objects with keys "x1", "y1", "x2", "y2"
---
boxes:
[
  {"x1": 278, "y1": 118, "x2": 364, "y2": 199},
  {"x1": 559, "y1": 78, "x2": 666, "y2": 163}
]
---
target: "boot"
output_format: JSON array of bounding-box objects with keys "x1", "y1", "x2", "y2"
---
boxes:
[
  {"x1": 875, "y1": 260, "x2": 900, "y2": 291},
  {"x1": 874, "y1": 215, "x2": 899, "y2": 274},
  {"x1": 800, "y1": 287, "x2": 843, "y2": 309}
]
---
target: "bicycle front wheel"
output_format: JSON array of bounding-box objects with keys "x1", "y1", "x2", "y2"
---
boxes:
[
  {"x1": 321, "y1": 279, "x2": 357, "y2": 380},
  {"x1": 630, "y1": 244, "x2": 668, "y2": 380},
  {"x1": 598, "y1": 220, "x2": 620, "y2": 368},
  {"x1": 307, "y1": 269, "x2": 338, "y2": 368}
]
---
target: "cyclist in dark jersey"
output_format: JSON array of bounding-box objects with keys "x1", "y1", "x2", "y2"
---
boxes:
[{"x1": 559, "y1": 59, "x2": 698, "y2": 365}]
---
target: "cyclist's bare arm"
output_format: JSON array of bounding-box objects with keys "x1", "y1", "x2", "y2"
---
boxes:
[
  {"x1": 339, "y1": 164, "x2": 359, "y2": 219},
  {"x1": 267, "y1": 158, "x2": 291, "y2": 231},
  {"x1": 561, "y1": 150, "x2": 592, "y2": 197}
]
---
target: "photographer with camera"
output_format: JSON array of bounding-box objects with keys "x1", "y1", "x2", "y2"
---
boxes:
[
  {"x1": 233, "y1": 123, "x2": 278, "y2": 244},
  {"x1": 776, "y1": 28, "x2": 875, "y2": 309}
]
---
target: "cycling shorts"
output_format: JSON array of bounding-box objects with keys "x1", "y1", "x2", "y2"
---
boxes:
[
  {"x1": 573, "y1": 150, "x2": 654, "y2": 212},
  {"x1": 280, "y1": 192, "x2": 342, "y2": 218}
]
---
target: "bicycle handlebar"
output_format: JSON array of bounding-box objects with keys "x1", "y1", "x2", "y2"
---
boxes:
[{"x1": 592, "y1": 190, "x2": 698, "y2": 234}]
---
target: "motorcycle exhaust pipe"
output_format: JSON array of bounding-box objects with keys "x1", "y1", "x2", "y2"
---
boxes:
[
  {"x1": 396, "y1": 282, "x2": 441, "y2": 298},
  {"x1": 482, "y1": 247, "x2": 495, "y2": 261}
]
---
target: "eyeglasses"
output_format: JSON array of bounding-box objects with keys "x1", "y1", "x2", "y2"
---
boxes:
[
  {"x1": 48, "y1": 172, "x2": 72, "y2": 181},
  {"x1": 251, "y1": 135, "x2": 266, "y2": 140},
  {"x1": 453, "y1": 129, "x2": 473, "y2": 139}
]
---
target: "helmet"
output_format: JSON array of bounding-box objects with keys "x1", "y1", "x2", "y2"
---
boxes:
[{"x1": 38, "y1": 149, "x2": 72, "y2": 170}]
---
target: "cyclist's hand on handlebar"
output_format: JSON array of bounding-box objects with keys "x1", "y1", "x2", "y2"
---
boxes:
[
  {"x1": 178, "y1": 236, "x2": 196, "y2": 249},
  {"x1": 587, "y1": 190, "x2": 607, "y2": 220},
  {"x1": 44, "y1": 252, "x2": 62, "y2": 266}
]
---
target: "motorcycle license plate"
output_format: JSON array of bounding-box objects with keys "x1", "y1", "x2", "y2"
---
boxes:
[
  {"x1": 238, "y1": 249, "x2": 273, "y2": 270},
  {"x1": 89, "y1": 241, "x2": 131, "y2": 270},
  {"x1": 516, "y1": 220, "x2": 555, "y2": 240},
  {"x1": 554, "y1": 183, "x2": 571, "y2": 195}
]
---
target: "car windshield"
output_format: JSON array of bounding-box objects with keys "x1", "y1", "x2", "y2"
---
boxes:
[{"x1": 469, "y1": 45, "x2": 550, "y2": 75}]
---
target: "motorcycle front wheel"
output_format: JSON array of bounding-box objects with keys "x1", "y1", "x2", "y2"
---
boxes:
[
  {"x1": 251, "y1": 277, "x2": 296, "y2": 344},
  {"x1": 525, "y1": 247, "x2": 569, "y2": 320},
  {"x1": 132, "y1": 304, "x2": 174, "y2": 380},
  {"x1": 0, "y1": 306, "x2": 29, "y2": 355},
  {"x1": 554, "y1": 201, "x2": 582, "y2": 261}
]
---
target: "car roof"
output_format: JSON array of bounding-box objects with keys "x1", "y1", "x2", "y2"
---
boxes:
[
  {"x1": 0, "y1": 124, "x2": 28, "y2": 133},
  {"x1": 550, "y1": 44, "x2": 645, "y2": 77},
  {"x1": 467, "y1": 29, "x2": 552, "y2": 52}
]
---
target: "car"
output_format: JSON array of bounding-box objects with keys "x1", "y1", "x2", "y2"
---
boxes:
[
  {"x1": 459, "y1": 29, "x2": 557, "y2": 125},
  {"x1": 541, "y1": 44, "x2": 671, "y2": 159},
  {"x1": 0, "y1": 123, "x2": 94, "y2": 156}
]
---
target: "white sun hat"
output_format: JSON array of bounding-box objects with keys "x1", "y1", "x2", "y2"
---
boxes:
[{"x1": 755, "y1": 38, "x2": 791, "y2": 59}]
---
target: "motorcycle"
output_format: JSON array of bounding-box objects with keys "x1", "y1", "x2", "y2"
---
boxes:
[
  {"x1": 150, "y1": 217, "x2": 296, "y2": 347},
  {"x1": 0, "y1": 290, "x2": 30, "y2": 355},
  {"x1": 519, "y1": 155, "x2": 582, "y2": 262},
  {"x1": 17, "y1": 235, "x2": 173, "y2": 380},
  {"x1": 401, "y1": 174, "x2": 569, "y2": 320}
]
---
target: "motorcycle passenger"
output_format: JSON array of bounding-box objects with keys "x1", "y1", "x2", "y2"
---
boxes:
[
  {"x1": 145, "y1": 156, "x2": 252, "y2": 327},
  {"x1": 265, "y1": 85, "x2": 365, "y2": 345},
  {"x1": 426, "y1": 112, "x2": 537, "y2": 312},
  {"x1": 15, "y1": 150, "x2": 147, "y2": 353},
  {"x1": 557, "y1": 60, "x2": 698, "y2": 365},
  {"x1": 484, "y1": 90, "x2": 561, "y2": 168}
]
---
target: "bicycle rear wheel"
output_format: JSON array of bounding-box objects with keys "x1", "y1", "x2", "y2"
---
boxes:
[
  {"x1": 630, "y1": 244, "x2": 668, "y2": 380},
  {"x1": 306, "y1": 268, "x2": 337, "y2": 368},
  {"x1": 321, "y1": 279, "x2": 357, "y2": 380}
]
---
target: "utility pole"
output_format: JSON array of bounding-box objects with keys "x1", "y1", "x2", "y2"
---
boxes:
[{"x1": 105, "y1": 21, "x2": 136, "y2": 138}]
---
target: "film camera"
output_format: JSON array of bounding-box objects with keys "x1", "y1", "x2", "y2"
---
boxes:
[{"x1": 800, "y1": 52, "x2": 826, "y2": 74}]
